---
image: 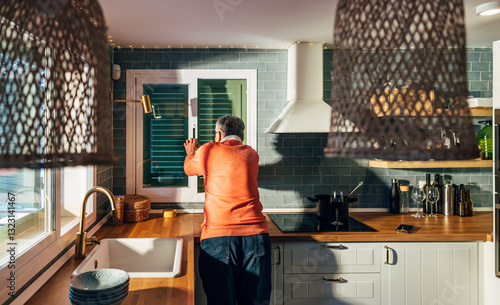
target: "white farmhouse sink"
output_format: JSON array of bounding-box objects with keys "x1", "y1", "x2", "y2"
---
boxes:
[{"x1": 72, "y1": 238, "x2": 183, "y2": 278}]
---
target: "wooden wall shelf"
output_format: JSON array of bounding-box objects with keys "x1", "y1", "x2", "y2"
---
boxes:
[
  {"x1": 469, "y1": 108, "x2": 492, "y2": 117},
  {"x1": 374, "y1": 108, "x2": 492, "y2": 118},
  {"x1": 369, "y1": 159, "x2": 493, "y2": 169},
  {"x1": 367, "y1": 107, "x2": 492, "y2": 169}
]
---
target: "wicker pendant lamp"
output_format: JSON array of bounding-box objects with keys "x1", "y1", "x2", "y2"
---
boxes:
[
  {"x1": 0, "y1": 0, "x2": 114, "y2": 168},
  {"x1": 324, "y1": 0, "x2": 480, "y2": 161}
]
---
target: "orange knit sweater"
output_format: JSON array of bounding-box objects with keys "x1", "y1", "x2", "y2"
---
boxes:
[{"x1": 184, "y1": 140, "x2": 268, "y2": 240}]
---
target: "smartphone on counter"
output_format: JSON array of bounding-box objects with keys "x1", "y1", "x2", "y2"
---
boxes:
[{"x1": 396, "y1": 224, "x2": 415, "y2": 233}]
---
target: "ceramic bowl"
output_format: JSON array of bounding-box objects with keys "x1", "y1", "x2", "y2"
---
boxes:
[
  {"x1": 69, "y1": 269, "x2": 129, "y2": 292},
  {"x1": 69, "y1": 293, "x2": 127, "y2": 305},
  {"x1": 70, "y1": 284, "x2": 128, "y2": 300},
  {"x1": 70, "y1": 290, "x2": 128, "y2": 305}
]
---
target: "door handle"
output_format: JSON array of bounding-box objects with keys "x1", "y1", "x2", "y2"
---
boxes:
[
  {"x1": 384, "y1": 245, "x2": 392, "y2": 264},
  {"x1": 275, "y1": 246, "x2": 282, "y2": 265}
]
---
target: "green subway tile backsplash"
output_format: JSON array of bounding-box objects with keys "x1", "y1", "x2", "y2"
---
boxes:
[
  {"x1": 472, "y1": 62, "x2": 490, "y2": 71},
  {"x1": 111, "y1": 47, "x2": 493, "y2": 210}
]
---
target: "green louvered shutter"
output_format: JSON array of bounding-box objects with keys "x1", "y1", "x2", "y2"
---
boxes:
[
  {"x1": 197, "y1": 79, "x2": 247, "y2": 192},
  {"x1": 142, "y1": 84, "x2": 189, "y2": 188}
]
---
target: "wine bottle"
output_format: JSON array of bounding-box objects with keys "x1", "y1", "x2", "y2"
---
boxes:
[
  {"x1": 457, "y1": 186, "x2": 467, "y2": 217},
  {"x1": 453, "y1": 184, "x2": 459, "y2": 215},
  {"x1": 432, "y1": 174, "x2": 442, "y2": 213},
  {"x1": 466, "y1": 188, "x2": 473, "y2": 216},
  {"x1": 423, "y1": 174, "x2": 431, "y2": 213},
  {"x1": 389, "y1": 179, "x2": 400, "y2": 214}
]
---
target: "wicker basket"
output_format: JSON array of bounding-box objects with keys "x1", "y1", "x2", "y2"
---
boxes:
[
  {"x1": 124, "y1": 207, "x2": 150, "y2": 223},
  {"x1": 370, "y1": 89, "x2": 434, "y2": 116},
  {"x1": 123, "y1": 194, "x2": 151, "y2": 210},
  {"x1": 123, "y1": 194, "x2": 151, "y2": 223}
]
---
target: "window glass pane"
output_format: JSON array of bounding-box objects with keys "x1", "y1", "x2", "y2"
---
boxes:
[
  {"x1": 0, "y1": 168, "x2": 54, "y2": 266},
  {"x1": 197, "y1": 79, "x2": 247, "y2": 145},
  {"x1": 197, "y1": 79, "x2": 247, "y2": 192},
  {"x1": 143, "y1": 84, "x2": 189, "y2": 188},
  {"x1": 61, "y1": 166, "x2": 92, "y2": 235}
]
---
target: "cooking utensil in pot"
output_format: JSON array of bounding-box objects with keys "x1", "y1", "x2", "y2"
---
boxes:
[
  {"x1": 346, "y1": 181, "x2": 364, "y2": 202},
  {"x1": 307, "y1": 181, "x2": 364, "y2": 220},
  {"x1": 308, "y1": 194, "x2": 337, "y2": 220}
]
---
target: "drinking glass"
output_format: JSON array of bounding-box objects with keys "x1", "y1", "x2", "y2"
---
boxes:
[
  {"x1": 426, "y1": 185, "x2": 440, "y2": 218},
  {"x1": 411, "y1": 187, "x2": 426, "y2": 218},
  {"x1": 331, "y1": 190, "x2": 344, "y2": 226}
]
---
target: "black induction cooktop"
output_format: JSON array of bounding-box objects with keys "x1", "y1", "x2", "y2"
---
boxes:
[{"x1": 267, "y1": 213, "x2": 377, "y2": 233}]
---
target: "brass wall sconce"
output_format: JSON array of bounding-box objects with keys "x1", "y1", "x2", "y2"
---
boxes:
[{"x1": 112, "y1": 95, "x2": 152, "y2": 114}]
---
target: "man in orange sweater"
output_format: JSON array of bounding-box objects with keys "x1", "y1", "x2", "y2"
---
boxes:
[{"x1": 184, "y1": 115, "x2": 270, "y2": 305}]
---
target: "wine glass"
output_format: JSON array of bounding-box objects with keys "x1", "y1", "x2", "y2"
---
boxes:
[
  {"x1": 331, "y1": 190, "x2": 344, "y2": 226},
  {"x1": 411, "y1": 187, "x2": 426, "y2": 218},
  {"x1": 426, "y1": 185, "x2": 440, "y2": 218}
]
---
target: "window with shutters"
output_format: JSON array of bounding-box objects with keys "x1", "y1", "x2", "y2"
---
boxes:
[{"x1": 125, "y1": 70, "x2": 257, "y2": 203}]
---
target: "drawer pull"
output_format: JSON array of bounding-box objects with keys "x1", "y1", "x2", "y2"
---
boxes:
[
  {"x1": 323, "y1": 277, "x2": 344, "y2": 282},
  {"x1": 324, "y1": 244, "x2": 343, "y2": 249}
]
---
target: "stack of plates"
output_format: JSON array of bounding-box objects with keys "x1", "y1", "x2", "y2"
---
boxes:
[{"x1": 69, "y1": 269, "x2": 129, "y2": 305}]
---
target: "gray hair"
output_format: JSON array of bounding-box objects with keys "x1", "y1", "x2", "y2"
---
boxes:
[{"x1": 216, "y1": 115, "x2": 245, "y2": 141}]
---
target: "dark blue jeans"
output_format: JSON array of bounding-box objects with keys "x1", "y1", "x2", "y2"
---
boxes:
[{"x1": 199, "y1": 233, "x2": 272, "y2": 305}]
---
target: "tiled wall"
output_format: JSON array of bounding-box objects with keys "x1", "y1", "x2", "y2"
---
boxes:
[
  {"x1": 111, "y1": 47, "x2": 493, "y2": 210},
  {"x1": 467, "y1": 48, "x2": 493, "y2": 98},
  {"x1": 92, "y1": 45, "x2": 116, "y2": 223}
]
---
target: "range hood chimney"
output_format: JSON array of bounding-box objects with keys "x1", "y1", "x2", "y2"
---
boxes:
[{"x1": 266, "y1": 42, "x2": 332, "y2": 133}]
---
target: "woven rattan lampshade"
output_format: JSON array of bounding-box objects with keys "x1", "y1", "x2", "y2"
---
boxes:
[
  {"x1": 0, "y1": 0, "x2": 114, "y2": 168},
  {"x1": 324, "y1": 0, "x2": 480, "y2": 161}
]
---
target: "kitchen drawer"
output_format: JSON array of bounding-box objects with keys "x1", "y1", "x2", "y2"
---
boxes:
[
  {"x1": 284, "y1": 242, "x2": 381, "y2": 274},
  {"x1": 284, "y1": 273, "x2": 381, "y2": 305}
]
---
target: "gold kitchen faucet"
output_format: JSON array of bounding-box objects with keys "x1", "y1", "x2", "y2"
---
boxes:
[{"x1": 75, "y1": 186, "x2": 116, "y2": 259}]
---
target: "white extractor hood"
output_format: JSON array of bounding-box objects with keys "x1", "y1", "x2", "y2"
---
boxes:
[{"x1": 266, "y1": 42, "x2": 332, "y2": 133}]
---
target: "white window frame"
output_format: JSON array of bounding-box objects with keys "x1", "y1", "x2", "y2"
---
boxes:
[
  {"x1": 125, "y1": 69, "x2": 257, "y2": 203},
  {"x1": 0, "y1": 166, "x2": 96, "y2": 304}
]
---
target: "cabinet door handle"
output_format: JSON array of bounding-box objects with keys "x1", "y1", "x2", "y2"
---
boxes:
[
  {"x1": 276, "y1": 246, "x2": 282, "y2": 265},
  {"x1": 323, "y1": 277, "x2": 344, "y2": 282},
  {"x1": 324, "y1": 244, "x2": 343, "y2": 249},
  {"x1": 384, "y1": 245, "x2": 392, "y2": 264}
]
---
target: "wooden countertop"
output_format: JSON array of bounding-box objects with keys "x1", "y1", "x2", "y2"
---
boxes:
[
  {"x1": 192, "y1": 212, "x2": 493, "y2": 243},
  {"x1": 27, "y1": 211, "x2": 492, "y2": 304},
  {"x1": 26, "y1": 214, "x2": 194, "y2": 305}
]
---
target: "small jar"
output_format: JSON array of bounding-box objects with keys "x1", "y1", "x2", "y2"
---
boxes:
[
  {"x1": 399, "y1": 185, "x2": 410, "y2": 214},
  {"x1": 114, "y1": 195, "x2": 124, "y2": 226}
]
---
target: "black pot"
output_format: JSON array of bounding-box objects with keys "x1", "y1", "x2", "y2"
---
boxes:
[{"x1": 307, "y1": 194, "x2": 356, "y2": 220}]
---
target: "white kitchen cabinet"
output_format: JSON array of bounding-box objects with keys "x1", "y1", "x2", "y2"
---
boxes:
[
  {"x1": 283, "y1": 242, "x2": 381, "y2": 274},
  {"x1": 282, "y1": 242, "x2": 381, "y2": 305},
  {"x1": 283, "y1": 273, "x2": 381, "y2": 305},
  {"x1": 196, "y1": 241, "x2": 480, "y2": 305},
  {"x1": 381, "y1": 242, "x2": 479, "y2": 305}
]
